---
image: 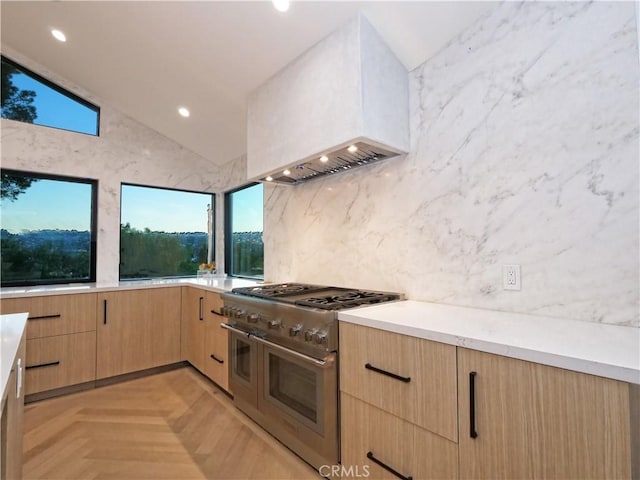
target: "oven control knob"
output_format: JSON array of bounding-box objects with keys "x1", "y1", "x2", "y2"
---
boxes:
[
  {"x1": 234, "y1": 309, "x2": 246, "y2": 319},
  {"x1": 304, "y1": 328, "x2": 318, "y2": 342},
  {"x1": 222, "y1": 306, "x2": 233, "y2": 317},
  {"x1": 247, "y1": 313, "x2": 260, "y2": 323},
  {"x1": 268, "y1": 319, "x2": 282, "y2": 329},
  {"x1": 289, "y1": 324, "x2": 302, "y2": 337},
  {"x1": 314, "y1": 331, "x2": 328, "y2": 345}
]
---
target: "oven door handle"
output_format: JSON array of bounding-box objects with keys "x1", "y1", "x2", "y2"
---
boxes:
[
  {"x1": 250, "y1": 334, "x2": 334, "y2": 368},
  {"x1": 220, "y1": 322, "x2": 334, "y2": 368},
  {"x1": 220, "y1": 322, "x2": 253, "y2": 338}
]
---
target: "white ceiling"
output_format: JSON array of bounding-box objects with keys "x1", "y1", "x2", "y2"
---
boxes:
[{"x1": 1, "y1": 1, "x2": 496, "y2": 166}]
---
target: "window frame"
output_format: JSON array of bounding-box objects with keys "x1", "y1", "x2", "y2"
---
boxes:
[
  {"x1": 118, "y1": 182, "x2": 216, "y2": 281},
  {"x1": 1, "y1": 55, "x2": 101, "y2": 136},
  {"x1": 0, "y1": 168, "x2": 98, "y2": 287},
  {"x1": 224, "y1": 182, "x2": 264, "y2": 279}
]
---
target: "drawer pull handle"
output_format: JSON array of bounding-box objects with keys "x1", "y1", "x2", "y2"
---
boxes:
[
  {"x1": 103, "y1": 299, "x2": 108, "y2": 325},
  {"x1": 29, "y1": 314, "x2": 62, "y2": 320},
  {"x1": 199, "y1": 297, "x2": 204, "y2": 321},
  {"x1": 210, "y1": 354, "x2": 224, "y2": 364},
  {"x1": 366, "y1": 451, "x2": 412, "y2": 480},
  {"x1": 210, "y1": 309, "x2": 224, "y2": 317},
  {"x1": 26, "y1": 361, "x2": 60, "y2": 370},
  {"x1": 470, "y1": 371, "x2": 478, "y2": 438},
  {"x1": 364, "y1": 363, "x2": 411, "y2": 383}
]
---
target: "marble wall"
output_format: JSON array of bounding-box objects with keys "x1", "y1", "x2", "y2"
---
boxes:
[
  {"x1": 0, "y1": 46, "x2": 235, "y2": 285},
  {"x1": 264, "y1": 1, "x2": 640, "y2": 327}
]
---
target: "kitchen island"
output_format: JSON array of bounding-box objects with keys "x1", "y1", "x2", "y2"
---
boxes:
[{"x1": 1, "y1": 312, "x2": 27, "y2": 480}]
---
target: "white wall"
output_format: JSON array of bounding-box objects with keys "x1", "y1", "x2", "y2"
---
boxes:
[
  {"x1": 263, "y1": 2, "x2": 640, "y2": 327},
  {"x1": 0, "y1": 46, "x2": 236, "y2": 284}
]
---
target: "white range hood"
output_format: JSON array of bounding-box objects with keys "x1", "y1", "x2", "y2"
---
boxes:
[{"x1": 247, "y1": 13, "x2": 409, "y2": 185}]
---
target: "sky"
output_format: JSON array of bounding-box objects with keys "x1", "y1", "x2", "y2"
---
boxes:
[
  {"x1": 1, "y1": 178, "x2": 92, "y2": 233},
  {"x1": 11, "y1": 70, "x2": 98, "y2": 135}
]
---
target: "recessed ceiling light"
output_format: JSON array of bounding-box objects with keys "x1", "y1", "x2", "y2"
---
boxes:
[
  {"x1": 283, "y1": 169, "x2": 291, "y2": 176},
  {"x1": 51, "y1": 29, "x2": 66, "y2": 42},
  {"x1": 178, "y1": 107, "x2": 190, "y2": 118},
  {"x1": 347, "y1": 145, "x2": 358, "y2": 153},
  {"x1": 265, "y1": 176, "x2": 273, "y2": 182},
  {"x1": 320, "y1": 155, "x2": 329, "y2": 163},
  {"x1": 272, "y1": 0, "x2": 290, "y2": 12}
]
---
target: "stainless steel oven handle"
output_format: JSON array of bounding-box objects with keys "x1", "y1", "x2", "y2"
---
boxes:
[
  {"x1": 250, "y1": 334, "x2": 334, "y2": 368},
  {"x1": 220, "y1": 322, "x2": 334, "y2": 367},
  {"x1": 220, "y1": 322, "x2": 253, "y2": 338}
]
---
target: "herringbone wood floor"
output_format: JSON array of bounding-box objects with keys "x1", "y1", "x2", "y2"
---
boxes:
[{"x1": 22, "y1": 367, "x2": 320, "y2": 480}]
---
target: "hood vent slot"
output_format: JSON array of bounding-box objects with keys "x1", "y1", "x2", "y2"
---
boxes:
[{"x1": 263, "y1": 142, "x2": 400, "y2": 185}]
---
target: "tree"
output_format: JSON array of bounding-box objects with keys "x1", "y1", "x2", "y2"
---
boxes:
[
  {"x1": 0, "y1": 172, "x2": 38, "y2": 201},
  {"x1": 1, "y1": 62, "x2": 37, "y2": 123}
]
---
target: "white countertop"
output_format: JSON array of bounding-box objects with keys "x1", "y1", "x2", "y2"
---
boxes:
[
  {"x1": 1, "y1": 313, "x2": 27, "y2": 400},
  {"x1": 0, "y1": 276, "x2": 263, "y2": 298},
  {"x1": 339, "y1": 300, "x2": 640, "y2": 385}
]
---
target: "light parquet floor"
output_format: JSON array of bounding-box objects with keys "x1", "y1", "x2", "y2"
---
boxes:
[{"x1": 22, "y1": 367, "x2": 321, "y2": 480}]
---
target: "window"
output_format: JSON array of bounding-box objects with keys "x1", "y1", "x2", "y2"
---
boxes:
[
  {"x1": 0, "y1": 169, "x2": 97, "y2": 286},
  {"x1": 120, "y1": 184, "x2": 214, "y2": 280},
  {"x1": 225, "y1": 183, "x2": 264, "y2": 279},
  {"x1": 1, "y1": 55, "x2": 99, "y2": 135}
]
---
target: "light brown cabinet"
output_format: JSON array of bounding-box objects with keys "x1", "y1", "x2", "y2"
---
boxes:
[
  {"x1": 0, "y1": 293, "x2": 97, "y2": 340},
  {"x1": 1, "y1": 293, "x2": 97, "y2": 396},
  {"x1": 96, "y1": 288, "x2": 181, "y2": 379},
  {"x1": 181, "y1": 287, "x2": 206, "y2": 372},
  {"x1": 0, "y1": 327, "x2": 26, "y2": 480},
  {"x1": 25, "y1": 332, "x2": 96, "y2": 395},
  {"x1": 181, "y1": 288, "x2": 229, "y2": 391},
  {"x1": 340, "y1": 322, "x2": 458, "y2": 480},
  {"x1": 203, "y1": 291, "x2": 229, "y2": 391},
  {"x1": 340, "y1": 322, "x2": 458, "y2": 441},
  {"x1": 457, "y1": 347, "x2": 633, "y2": 480}
]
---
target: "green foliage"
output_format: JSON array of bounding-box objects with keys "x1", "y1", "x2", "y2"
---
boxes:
[
  {"x1": 1, "y1": 62, "x2": 37, "y2": 123},
  {"x1": 231, "y1": 232, "x2": 264, "y2": 278},
  {"x1": 1, "y1": 171, "x2": 38, "y2": 201},
  {"x1": 1, "y1": 234, "x2": 90, "y2": 283},
  {"x1": 120, "y1": 223, "x2": 207, "y2": 279}
]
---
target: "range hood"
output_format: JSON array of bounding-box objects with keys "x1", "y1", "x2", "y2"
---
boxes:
[
  {"x1": 262, "y1": 141, "x2": 400, "y2": 185},
  {"x1": 247, "y1": 13, "x2": 409, "y2": 185}
]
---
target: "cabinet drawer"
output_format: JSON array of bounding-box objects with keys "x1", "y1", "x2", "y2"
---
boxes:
[
  {"x1": 339, "y1": 322, "x2": 457, "y2": 441},
  {"x1": 25, "y1": 331, "x2": 96, "y2": 395},
  {"x1": 1, "y1": 294, "x2": 97, "y2": 339},
  {"x1": 341, "y1": 393, "x2": 457, "y2": 480}
]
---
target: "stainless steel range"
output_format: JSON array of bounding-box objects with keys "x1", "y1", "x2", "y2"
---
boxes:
[{"x1": 220, "y1": 283, "x2": 403, "y2": 471}]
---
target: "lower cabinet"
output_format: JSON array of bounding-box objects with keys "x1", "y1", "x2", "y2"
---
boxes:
[
  {"x1": 1, "y1": 293, "x2": 97, "y2": 397},
  {"x1": 341, "y1": 393, "x2": 458, "y2": 480},
  {"x1": 96, "y1": 288, "x2": 181, "y2": 379},
  {"x1": 457, "y1": 347, "x2": 633, "y2": 480},
  {"x1": 340, "y1": 322, "x2": 636, "y2": 480},
  {"x1": 202, "y1": 291, "x2": 229, "y2": 391},
  {"x1": 181, "y1": 288, "x2": 230, "y2": 391},
  {"x1": 25, "y1": 332, "x2": 96, "y2": 395}
]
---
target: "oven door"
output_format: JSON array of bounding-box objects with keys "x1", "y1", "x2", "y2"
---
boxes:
[
  {"x1": 256, "y1": 336, "x2": 339, "y2": 467},
  {"x1": 224, "y1": 324, "x2": 259, "y2": 410}
]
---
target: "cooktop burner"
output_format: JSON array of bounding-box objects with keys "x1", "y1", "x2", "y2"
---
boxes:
[
  {"x1": 235, "y1": 283, "x2": 328, "y2": 299},
  {"x1": 295, "y1": 291, "x2": 400, "y2": 310}
]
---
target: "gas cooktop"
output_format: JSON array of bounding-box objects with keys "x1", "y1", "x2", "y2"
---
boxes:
[{"x1": 231, "y1": 283, "x2": 403, "y2": 310}]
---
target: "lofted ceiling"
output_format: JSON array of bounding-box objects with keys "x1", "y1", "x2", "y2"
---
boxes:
[{"x1": 1, "y1": 1, "x2": 496, "y2": 166}]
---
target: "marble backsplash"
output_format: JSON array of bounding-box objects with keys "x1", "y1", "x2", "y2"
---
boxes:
[{"x1": 264, "y1": 1, "x2": 640, "y2": 327}]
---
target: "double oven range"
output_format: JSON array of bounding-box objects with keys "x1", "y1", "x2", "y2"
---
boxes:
[{"x1": 220, "y1": 283, "x2": 403, "y2": 471}]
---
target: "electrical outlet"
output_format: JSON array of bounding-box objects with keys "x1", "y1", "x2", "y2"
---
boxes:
[{"x1": 503, "y1": 265, "x2": 521, "y2": 291}]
